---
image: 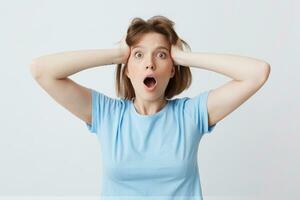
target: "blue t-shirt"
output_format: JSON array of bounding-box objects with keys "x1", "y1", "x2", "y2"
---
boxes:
[{"x1": 86, "y1": 89, "x2": 217, "y2": 200}]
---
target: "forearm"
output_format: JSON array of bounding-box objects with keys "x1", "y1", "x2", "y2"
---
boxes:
[
  {"x1": 30, "y1": 48, "x2": 123, "y2": 79},
  {"x1": 175, "y1": 52, "x2": 270, "y2": 81}
]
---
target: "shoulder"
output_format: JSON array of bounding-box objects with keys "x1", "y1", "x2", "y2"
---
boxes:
[
  {"x1": 90, "y1": 89, "x2": 127, "y2": 111},
  {"x1": 170, "y1": 91, "x2": 210, "y2": 119}
]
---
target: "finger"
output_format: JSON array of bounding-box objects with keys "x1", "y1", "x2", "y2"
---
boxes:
[{"x1": 175, "y1": 39, "x2": 183, "y2": 50}]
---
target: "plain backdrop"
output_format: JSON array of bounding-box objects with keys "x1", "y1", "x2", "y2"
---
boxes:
[{"x1": 0, "y1": 0, "x2": 299, "y2": 199}]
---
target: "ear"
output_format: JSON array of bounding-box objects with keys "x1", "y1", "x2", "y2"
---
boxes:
[
  {"x1": 125, "y1": 66, "x2": 130, "y2": 79},
  {"x1": 170, "y1": 65, "x2": 175, "y2": 78}
]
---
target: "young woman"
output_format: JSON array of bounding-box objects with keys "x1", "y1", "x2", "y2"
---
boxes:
[{"x1": 29, "y1": 15, "x2": 270, "y2": 200}]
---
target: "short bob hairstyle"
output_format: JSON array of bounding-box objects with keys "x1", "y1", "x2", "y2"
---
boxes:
[{"x1": 115, "y1": 15, "x2": 192, "y2": 101}]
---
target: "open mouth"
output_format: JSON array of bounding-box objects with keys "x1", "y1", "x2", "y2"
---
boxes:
[{"x1": 143, "y1": 77, "x2": 157, "y2": 89}]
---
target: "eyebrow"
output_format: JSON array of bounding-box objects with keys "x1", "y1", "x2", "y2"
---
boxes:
[{"x1": 132, "y1": 45, "x2": 169, "y2": 51}]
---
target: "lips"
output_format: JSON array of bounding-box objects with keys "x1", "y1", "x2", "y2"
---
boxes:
[{"x1": 143, "y1": 74, "x2": 157, "y2": 89}]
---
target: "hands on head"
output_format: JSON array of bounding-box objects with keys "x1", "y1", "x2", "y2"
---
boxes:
[
  {"x1": 171, "y1": 38, "x2": 185, "y2": 66},
  {"x1": 115, "y1": 34, "x2": 131, "y2": 64}
]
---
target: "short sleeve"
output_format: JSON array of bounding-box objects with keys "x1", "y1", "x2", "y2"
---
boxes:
[
  {"x1": 185, "y1": 89, "x2": 217, "y2": 135},
  {"x1": 85, "y1": 88, "x2": 117, "y2": 134}
]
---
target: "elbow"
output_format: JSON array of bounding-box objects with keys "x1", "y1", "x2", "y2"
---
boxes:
[
  {"x1": 257, "y1": 62, "x2": 271, "y2": 84},
  {"x1": 29, "y1": 59, "x2": 43, "y2": 79},
  {"x1": 262, "y1": 62, "x2": 271, "y2": 82}
]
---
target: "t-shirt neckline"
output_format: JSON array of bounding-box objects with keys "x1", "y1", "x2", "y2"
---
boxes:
[{"x1": 131, "y1": 100, "x2": 169, "y2": 118}]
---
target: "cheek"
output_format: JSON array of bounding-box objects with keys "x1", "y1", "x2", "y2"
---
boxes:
[
  {"x1": 161, "y1": 58, "x2": 173, "y2": 68},
  {"x1": 162, "y1": 63, "x2": 174, "y2": 73},
  {"x1": 127, "y1": 67, "x2": 143, "y2": 83}
]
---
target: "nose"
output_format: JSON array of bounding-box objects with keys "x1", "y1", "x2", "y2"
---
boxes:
[
  {"x1": 146, "y1": 65, "x2": 155, "y2": 70},
  {"x1": 145, "y1": 56, "x2": 156, "y2": 70}
]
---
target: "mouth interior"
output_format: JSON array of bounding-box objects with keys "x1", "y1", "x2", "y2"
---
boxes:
[{"x1": 143, "y1": 77, "x2": 157, "y2": 88}]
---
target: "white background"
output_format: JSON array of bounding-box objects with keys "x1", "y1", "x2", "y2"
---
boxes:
[{"x1": 0, "y1": 0, "x2": 299, "y2": 199}]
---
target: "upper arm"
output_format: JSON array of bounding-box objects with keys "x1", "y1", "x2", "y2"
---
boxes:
[
  {"x1": 207, "y1": 76, "x2": 269, "y2": 126},
  {"x1": 30, "y1": 68, "x2": 92, "y2": 125}
]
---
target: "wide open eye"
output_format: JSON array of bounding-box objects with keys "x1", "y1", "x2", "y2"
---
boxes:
[
  {"x1": 134, "y1": 51, "x2": 143, "y2": 58},
  {"x1": 157, "y1": 52, "x2": 166, "y2": 59}
]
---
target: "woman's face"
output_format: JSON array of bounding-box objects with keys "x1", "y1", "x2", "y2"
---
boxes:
[{"x1": 125, "y1": 32, "x2": 175, "y2": 100}]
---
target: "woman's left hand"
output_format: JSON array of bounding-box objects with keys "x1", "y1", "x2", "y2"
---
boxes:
[{"x1": 171, "y1": 38, "x2": 185, "y2": 66}]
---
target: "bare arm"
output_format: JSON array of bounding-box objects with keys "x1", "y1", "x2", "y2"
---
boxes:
[
  {"x1": 29, "y1": 49, "x2": 123, "y2": 125},
  {"x1": 171, "y1": 46, "x2": 270, "y2": 126},
  {"x1": 29, "y1": 40, "x2": 130, "y2": 125},
  {"x1": 30, "y1": 48, "x2": 126, "y2": 79},
  {"x1": 174, "y1": 52, "x2": 269, "y2": 81}
]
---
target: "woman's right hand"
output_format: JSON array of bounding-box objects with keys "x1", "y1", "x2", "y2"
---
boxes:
[{"x1": 117, "y1": 34, "x2": 131, "y2": 64}]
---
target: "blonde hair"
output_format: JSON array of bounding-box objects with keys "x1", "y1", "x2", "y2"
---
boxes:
[{"x1": 115, "y1": 15, "x2": 192, "y2": 100}]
